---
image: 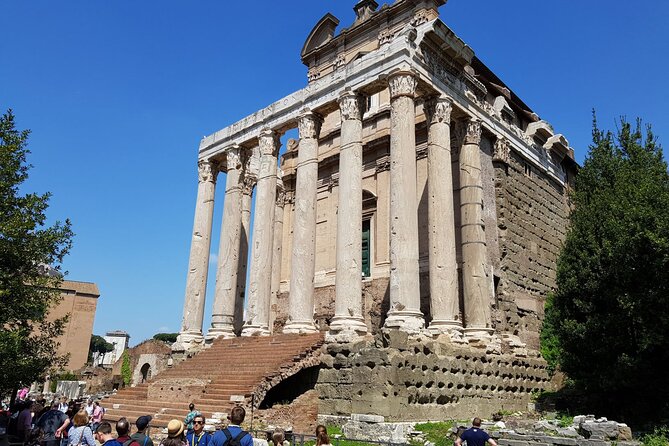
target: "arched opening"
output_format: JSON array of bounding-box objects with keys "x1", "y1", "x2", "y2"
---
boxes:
[
  {"x1": 258, "y1": 366, "x2": 320, "y2": 409},
  {"x1": 140, "y1": 363, "x2": 151, "y2": 383}
]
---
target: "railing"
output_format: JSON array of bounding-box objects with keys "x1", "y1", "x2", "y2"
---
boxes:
[{"x1": 250, "y1": 431, "x2": 407, "y2": 446}]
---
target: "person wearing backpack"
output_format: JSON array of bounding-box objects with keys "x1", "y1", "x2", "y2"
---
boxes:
[
  {"x1": 115, "y1": 418, "x2": 140, "y2": 446},
  {"x1": 131, "y1": 415, "x2": 154, "y2": 446},
  {"x1": 210, "y1": 407, "x2": 252, "y2": 446},
  {"x1": 67, "y1": 411, "x2": 95, "y2": 446},
  {"x1": 95, "y1": 422, "x2": 122, "y2": 446}
]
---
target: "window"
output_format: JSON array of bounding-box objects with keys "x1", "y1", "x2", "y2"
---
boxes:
[{"x1": 362, "y1": 219, "x2": 371, "y2": 278}]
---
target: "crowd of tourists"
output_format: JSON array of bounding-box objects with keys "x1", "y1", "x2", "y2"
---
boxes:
[{"x1": 2, "y1": 394, "x2": 496, "y2": 446}]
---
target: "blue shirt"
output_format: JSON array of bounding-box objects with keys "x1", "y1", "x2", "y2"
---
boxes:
[
  {"x1": 460, "y1": 428, "x2": 490, "y2": 446},
  {"x1": 210, "y1": 426, "x2": 253, "y2": 446}
]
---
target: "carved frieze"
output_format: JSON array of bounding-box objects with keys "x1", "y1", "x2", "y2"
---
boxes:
[
  {"x1": 307, "y1": 66, "x2": 321, "y2": 83},
  {"x1": 388, "y1": 72, "x2": 417, "y2": 99},
  {"x1": 424, "y1": 96, "x2": 453, "y2": 125},
  {"x1": 276, "y1": 187, "x2": 286, "y2": 207},
  {"x1": 378, "y1": 29, "x2": 395, "y2": 46},
  {"x1": 333, "y1": 53, "x2": 346, "y2": 71},
  {"x1": 242, "y1": 175, "x2": 256, "y2": 196},
  {"x1": 258, "y1": 129, "x2": 280, "y2": 156},
  {"x1": 493, "y1": 137, "x2": 511, "y2": 165},
  {"x1": 422, "y1": 48, "x2": 487, "y2": 100},
  {"x1": 298, "y1": 112, "x2": 322, "y2": 140},
  {"x1": 339, "y1": 92, "x2": 364, "y2": 122},
  {"x1": 465, "y1": 119, "x2": 482, "y2": 145},
  {"x1": 197, "y1": 160, "x2": 218, "y2": 184},
  {"x1": 410, "y1": 10, "x2": 430, "y2": 27}
]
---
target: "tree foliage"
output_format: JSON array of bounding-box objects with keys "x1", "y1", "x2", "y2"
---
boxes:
[
  {"x1": 152, "y1": 333, "x2": 178, "y2": 344},
  {"x1": 543, "y1": 115, "x2": 669, "y2": 423},
  {"x1": 88, "y1": 334, "x2": 114, "y2": 364},
  {"x1": 0, "y1": 109, "x2": 74, "y2": 397},
  {"x1": 121, "y1": 351, "x2": 132, "y2": 386}
]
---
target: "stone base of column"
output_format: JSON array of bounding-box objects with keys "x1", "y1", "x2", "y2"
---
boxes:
[
  {"x1": 428, "y1": 320, "x2": 464, "y2": 336},
  {"x1": 327, "y1": 316, "x2": 368, "y2": 342},
  {"x1": 383, "y1": 310, "x2": 425, "y2": 334},
  {"x1": 204, "y1": 325, "x2": 236, "y2": 343},
  {"x1": 241, "y1": 324, "x2": 270, "y2": 337},
  {"x1": 172, "y1": 331, "x2": 204, "y2": 354},
  {"x1": 283, "y1": 320, "x2": 318, "y2": 334}
]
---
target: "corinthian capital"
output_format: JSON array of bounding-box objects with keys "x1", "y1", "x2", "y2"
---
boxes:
[
  {"x1": 493, "y1": 137, "x2": 511, "y2": 164},
  {"x1": 338, "y1": 91, "x2": 364, "y2": 122},
  {"x1": 258, "y1": 129, "x2": 280, "y2": 157},
  {"x1": 388, "y1": 72, "x2": 418, "y2": 99},
  {"x1": 424, "y1": 96, "x2": 452, "y2": 125},
  {"x1": 464, "y1": 118, "x2": 482, "y2": 145},
  {"x1": 298, "y1": 111, "x2": 323, "y2": 140},
  {"x1": 225, "y1": 145, "x2": 243, "y2": 171},
  {"x1": 197, "y1": 160, "x2": 218, "y2": 184}
]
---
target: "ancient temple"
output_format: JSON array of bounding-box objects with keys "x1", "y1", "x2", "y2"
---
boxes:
[{"x1": 171, "y1": 0, "x2": 577, "y2": 419}]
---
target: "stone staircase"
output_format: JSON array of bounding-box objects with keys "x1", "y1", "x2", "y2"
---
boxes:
[{"x1": 103, "y1": 333, "x2": 324, "y2": 428}]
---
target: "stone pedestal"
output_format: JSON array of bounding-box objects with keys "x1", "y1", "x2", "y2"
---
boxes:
[
  {"x1": 175, "y1": 160, "x2": 218, "y2": 351},
  {"x1": 329, "y1": 91, "x2": 368, "y2": 340},
  {"x1": 242, "y1": 130, "x2": 280, "y2": 337},
  {"x1": 383, "y1": 72, "x2": 425, "y2": 333},
  {"x1": 424, "y1": 97, "x2": 462, "y2": 337},
  {"x1": 285, "y1": 112, "x2": 321, "y2": 334},
  {"x1": 458, "y1": 118, "x2": 494, "y2": 338},
  {"x1": 208, "y1": 146, "x2": 244, "y2": 341}
]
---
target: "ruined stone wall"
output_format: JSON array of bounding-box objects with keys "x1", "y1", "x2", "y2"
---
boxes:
[
  {"x1": 317, "y1": 336, "x2": 552, "y2": 421},
  {"x1": 493, "y1": 151, "x2": 571, "y2": 349}
]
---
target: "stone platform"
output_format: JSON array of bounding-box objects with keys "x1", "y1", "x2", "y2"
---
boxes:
[{"x1": 317, "y1": 334, "x2": 553, "y2": 421}]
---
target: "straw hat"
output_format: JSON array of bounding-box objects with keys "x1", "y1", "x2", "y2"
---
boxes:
[{"x1": 167, "y1": 419, "x2": 185, "y2": 438}]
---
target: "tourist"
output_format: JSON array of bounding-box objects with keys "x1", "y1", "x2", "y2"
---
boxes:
[
  {"x1": 16, "y1": 400, "x2": 33, "y2": 442},
  {"x1": 455, "y1": 418, "x2": 497, "y2": 446},
  {"x1": 210, "y1": 407, "x2": 252, "y2": 446},
  {"x1": 57, "y1": 398, "x2": 68, "y2": 414},
  {"x1": 95, "y1": 422, "x2": 122, "y2": 446},
  {"x1": 90, "y1": 402, "x2": 104, "y2": 432},
  {"x1": 131, "y1": 415, "x2": 154, "y2": 446},
  {"x1": 67, "y1": 410, "x2": 95, "y2": 446},
  {"x1": 161, "y1": 420, "x2": 187, "y2": 446},
  {"x1": 315, "y1": 426, "x2": 331, "y2": 446},
  {"x1": 186, "y1": 415, "x2": 210, "y2": 446},
  {"x1": 184, "y1": 404, "x2": 201, "y2": 432},
  {"x1": 35, "y1": 402, "x2": 70, "y2": 446},
  {"x1": 116, "y1": 418, "x2": 140, "y2": 446},
  {"x1": 84, "y1": 400, "x2": 94, "y2": 418},
  {"x1": 271, "y1": 429, "x2": 288, "y2": 446}
]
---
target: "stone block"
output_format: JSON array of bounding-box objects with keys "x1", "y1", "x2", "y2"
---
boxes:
[
  {"x1": 148, "y1": 378, "x2": 207, "y2": 402},
  {"x1": 350, "y1": 414, "x2": 385, "y2": 423},
  {"x1": 579, "y1": 420, "x2": 619, "y2": 440}
]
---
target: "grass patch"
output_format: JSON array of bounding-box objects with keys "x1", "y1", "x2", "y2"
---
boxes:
[
  {"x1": 413, "y1": 422, "x2": 456, "y2": 446},
  {"x1": 641, "y1": 428, "x2": 669, "y2": 446}
]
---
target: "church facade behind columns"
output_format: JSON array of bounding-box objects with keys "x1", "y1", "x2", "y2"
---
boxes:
[{"x1": 174, "y1": 1, "x2": 577, "y2": 415}]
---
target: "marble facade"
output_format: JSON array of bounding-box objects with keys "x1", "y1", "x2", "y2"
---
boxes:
[{"x1": 174, "y1": 0, "x2": 577, "y2": 355}]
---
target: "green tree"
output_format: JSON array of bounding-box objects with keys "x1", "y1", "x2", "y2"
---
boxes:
[
  {"x1": 543, "y1": 115, "x2": 669, "y2": 423},
  {"x1": 88, "y1": 334, "x2": 114, "y2": 364},
  {"x1": 120, "y1": 351, "x2": 132, "y2": 386},
  {"x1": 0, "y1": 109, "x2": 74, "y2": 398},
  {"x1": 152, "y1": 333, "x2": 178, "y2": 344}
]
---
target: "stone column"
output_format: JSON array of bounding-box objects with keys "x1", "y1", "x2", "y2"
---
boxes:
[
  {"x1": 234, "y1": 173, "x2": 255, "y2": 334},
  {"x1": 269, "y1": 176, "x2": 286, "y2": 333},
  {"x1": 242, "y1": 130, "x2": 280, "y2": 337},
  {"x1": 329, "y1": 91, "x2": 368, "y2": 339},
  {"x1": 383, "y1": 71, "x2": 425, "y2": 333},
  {"x1": 424, "y1": 97, "x2": 462, "y2": 336},
  {"x1": 175, "y1": 160, "x2": 218, "y2": 351},
  {"x1": 459, "y1": 118, "x2": 494, "y2": 338},
  {"x1": 284, "y1": 112, "x2": 322, "y2": 334},
  {"x1": 207, "y1": 146, "x2": 245, "y2": 340}
]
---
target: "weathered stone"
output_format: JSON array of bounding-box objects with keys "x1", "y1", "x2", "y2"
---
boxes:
[{"x1": 579, "y1": 420, "x2": 620, "y2": 440}]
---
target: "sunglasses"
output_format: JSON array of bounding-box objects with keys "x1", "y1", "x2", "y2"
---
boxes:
[{"x1": 193, "y1": 421, "x2": 204, "y2": 425}]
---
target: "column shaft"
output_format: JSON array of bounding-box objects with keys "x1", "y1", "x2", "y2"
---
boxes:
[
  {"x1": 425, "y1": 97, "x2": 462, "y2": 335},
  {"x1": 208, "y1": 147, "x2": 244, "y2": 340},
  {"x1": 330, "y1": 91, "x2": 367, "y2": 338},
  {"x1": 242, "y1": 130, "x2": 280, "y2": 336},
  {"x1": 384, "y1": 72, "x2": 425, "y2": 332},
  {"x1": 459, "y1": 118, "x2": 493, "y2": 337},
  {"x1": 234, "y1": 175, "x2": 254, "y2": 334},
  {"x1": 176, "y1": 160, "x2": 218, "y2": 350},
  {"x1": 269, "y1": 179, "x2": 285, "y2": 333},
  {"x1": 285, "y1": 113, "x2": 321, "y2": 333}
]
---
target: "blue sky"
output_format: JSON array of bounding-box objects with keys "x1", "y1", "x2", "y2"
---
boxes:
[{"x1": 2, "y1": 1, "x2": 668, "y2": 346}]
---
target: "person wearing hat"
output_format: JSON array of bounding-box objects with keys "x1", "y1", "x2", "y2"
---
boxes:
[
  {"x1": 160, "y1": 420, "x2": 187, "y2": 446},
  {"x1": 131, "y1": 416, "x2": 154, "y2": 446}
]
